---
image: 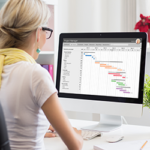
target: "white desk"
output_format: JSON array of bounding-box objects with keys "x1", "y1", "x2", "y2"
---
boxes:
[{"x1": 44, "y1": 119, "x2": 150, "y2": 150}]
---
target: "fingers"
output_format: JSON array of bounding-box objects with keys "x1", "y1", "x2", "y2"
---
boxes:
[
  {"x1": 44, "y1": 132, "x2": 56, "y2": 138},
  {"x1": 48, "y1": 125, "x2": 55, "y2": 132},
  {"x1": 73, "y1": 127, "x2": 82, "y2": 135},
  {"x1": 45, "y1": 125, "x2": 56, "y2": 138}
]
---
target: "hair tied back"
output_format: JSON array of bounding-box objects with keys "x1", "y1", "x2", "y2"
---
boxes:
[{"x1": 0, "y1": 25, "x2": 8, "y2": 34}]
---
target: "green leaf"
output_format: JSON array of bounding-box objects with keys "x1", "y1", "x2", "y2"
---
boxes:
[{"x1": 143, "y1": 74, "x2": 150, "y2": 108}]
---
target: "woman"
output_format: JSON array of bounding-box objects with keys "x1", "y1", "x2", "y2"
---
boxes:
[{"x1": 0, "y1": 0, "x2": 83, "y2": 150}]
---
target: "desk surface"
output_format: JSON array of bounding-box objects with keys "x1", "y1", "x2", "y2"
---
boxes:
[{"x1": 44, "y1": 119, "x2": 150, "y2": 150}]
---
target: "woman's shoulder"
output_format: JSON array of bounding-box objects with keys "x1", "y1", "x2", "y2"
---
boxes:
[
  {"x1": 9, "y1": 61, "x2": 50, "y2": 78},
  {"x1": 14, "y1": 61, "x2": 47, "y2": 72}
]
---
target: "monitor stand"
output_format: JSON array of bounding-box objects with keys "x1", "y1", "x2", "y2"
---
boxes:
[{"x1": 81, "y1": 114, "x2": 122, "y2": 132}]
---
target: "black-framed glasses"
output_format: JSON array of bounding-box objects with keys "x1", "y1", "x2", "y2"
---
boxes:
[{"x1": 42, "y1": 27, "x2": 53, "y2": 39}]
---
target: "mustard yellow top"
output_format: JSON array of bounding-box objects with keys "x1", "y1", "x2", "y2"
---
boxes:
[{"x1": 0, "y1": 48, "x2": 36, "y2": 88}]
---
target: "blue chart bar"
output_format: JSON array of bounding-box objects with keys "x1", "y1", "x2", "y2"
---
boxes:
[
  {"x1": 85, "y1": 55, "x2": 92, "y2": 56},
  {"x1": 84, "y1": 54, "x2": 95, "y2": 60}
]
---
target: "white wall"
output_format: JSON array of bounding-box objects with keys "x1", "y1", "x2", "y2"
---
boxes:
[
  {"x1": 136, "y1": 0, "x2": 150, "y2": 21},
  {"x1": 57, "y1": 0, "x2": 136, "y2": 34}
]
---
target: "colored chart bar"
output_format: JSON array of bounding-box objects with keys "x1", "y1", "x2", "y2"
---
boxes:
[
  {"x1": 113, "y1": 75, "x2": 122, "y2": 76},
  {"x1": 85, "y1": 55, "x2": 92, "y2": 56},
  {"x1": 100, "y1": 64, "x2": 107, "y2": 67},
  {"x1": 117, "y1": 82, "x2": 124, "y2": 84},
  {"x1": 111, "y1": 80, "x2": 116, "y2": 82}
]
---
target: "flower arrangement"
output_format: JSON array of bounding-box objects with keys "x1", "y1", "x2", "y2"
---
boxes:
[
  {"x1": 143, "y1": 74, "x2": 150, "y2": 108},
  {"x1": 134, "y1": 14, "x2": 150, "y2": 43},
  {"x1": 134, "y1": 14, "x2": 150, "y2": 32}
]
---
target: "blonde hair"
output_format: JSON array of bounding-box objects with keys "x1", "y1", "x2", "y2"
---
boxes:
[{"x1": 0, "y1": 0, "x2": 50, "y2": 49}]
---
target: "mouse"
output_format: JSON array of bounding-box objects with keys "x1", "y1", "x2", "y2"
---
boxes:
[{"x1": 106, "y1": 135, "x2": 124, "y2": 143}]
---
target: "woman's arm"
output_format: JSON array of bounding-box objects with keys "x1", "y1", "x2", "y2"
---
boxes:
[{"x1": 41, "y1": 93, "x2": 83, "y2": 150}]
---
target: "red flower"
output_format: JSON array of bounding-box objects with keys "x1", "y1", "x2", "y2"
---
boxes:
[{"x1": 134, "y1": 14, "x2": 150, "y2": 32}]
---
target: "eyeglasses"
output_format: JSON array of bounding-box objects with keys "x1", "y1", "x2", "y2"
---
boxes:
[{"x1": 42, "y1": 27, "x2": 53, "y2": 39}]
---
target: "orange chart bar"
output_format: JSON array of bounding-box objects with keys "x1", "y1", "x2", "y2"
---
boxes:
[
  {"x1": 105, "y1": 67, "x2": 117, "y2": 69},
  {"x1": 100, "y1": 64, "x2": 107, "y2": 66},
  {"x1": 96, "y1": 63, "x2": 123, "y2": 71},
  {"x1": 118, "y1": 69, "x2": 122, "y2": 71}
]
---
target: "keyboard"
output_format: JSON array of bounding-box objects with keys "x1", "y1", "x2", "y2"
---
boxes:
[
  {"x1": 47, "y1": 130, "x2": 101, "y2": 140},
  {"x1": 81, "y1": 130, "x2": 101, "y2": 140}
]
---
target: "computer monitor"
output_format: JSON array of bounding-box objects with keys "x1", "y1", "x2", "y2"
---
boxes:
[{"x1": 56, "y1": 33, "x2": 147, "y2": 132}]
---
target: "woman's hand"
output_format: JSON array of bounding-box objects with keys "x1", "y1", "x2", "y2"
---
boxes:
[
  {"x1": 44, "y1": 125, "x2": 56, "y2": 138},
  {"x1": 73, "y1": 128, "x2": 82, "y2": 136}
]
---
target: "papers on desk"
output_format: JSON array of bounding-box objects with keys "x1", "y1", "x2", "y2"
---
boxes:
[{"x1": 94, "y1": 140, "x2": 150, "y2": 150}]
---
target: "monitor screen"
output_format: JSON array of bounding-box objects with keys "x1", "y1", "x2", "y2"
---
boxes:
[{"x1": 56, "y1": 33, "x2": 147, "y2": 104}]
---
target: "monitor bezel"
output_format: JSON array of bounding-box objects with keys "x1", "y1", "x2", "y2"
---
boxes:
[{"x1": 56, "y1": 32, "x2": 147, "y2": 104}]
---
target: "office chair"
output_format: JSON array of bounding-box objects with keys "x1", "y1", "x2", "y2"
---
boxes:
[{"x1": 0, "y1": 103, "x2": 11, "y2": 150}]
